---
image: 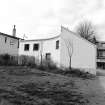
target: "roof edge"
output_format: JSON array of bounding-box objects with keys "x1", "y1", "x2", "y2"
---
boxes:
[
  {"x1": 0, "y1": 32, "x2": 22, "y2": 39},
  {"x1": 21, "y1": 35, "x2": 60, "y2": 42},
  {"x1": 61, "y1": 26, "x2": 96, "y2": 47}
]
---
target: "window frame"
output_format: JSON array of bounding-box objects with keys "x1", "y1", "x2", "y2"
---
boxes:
[
  {"x1": 56, "y1": 40, "x2": 59, "y2": 49},
  {"x1": 24, "y1": 44, "x2": 30, "y2": 51},
  {"x1": 33, "y1": 43, "x2": 39, "y2": 51}
]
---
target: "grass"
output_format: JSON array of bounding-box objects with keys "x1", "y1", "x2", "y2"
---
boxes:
[
  {"x1": 0, "y1": 66, "x2": 104, "y2": 105},
  {"x1": 0, "y1": 82, "x2": 88, "y2": 105},
  {"x1": 35, "y1": 67, "x2": 96, "y2": 79},
  {"x1": 16, "y1": 82, "x2": 88, "y2": 105}
]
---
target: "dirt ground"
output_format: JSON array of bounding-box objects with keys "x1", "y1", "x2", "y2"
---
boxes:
[{"x1": 0, "y1": 66, "x2": 104, "y2": 105}]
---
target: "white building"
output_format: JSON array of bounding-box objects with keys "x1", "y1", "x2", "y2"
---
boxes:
[
  {"x1": 0, "y1": 25, "x2": 21, "y2": 56},
  {"x1": 19, "y1": 26, "x2": 97, "y2": 74},
  {"x1": 19, "y1": 35, "x2": 60, "y2": 65}
]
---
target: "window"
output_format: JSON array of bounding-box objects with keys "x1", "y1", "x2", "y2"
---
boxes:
[
  {"x1": 5, "y1": 37, "x2": 7, "y2": 43},
  {"x1": 56, "y1": 40, "x2": 59, "y2": 49},
  {"x1": 46, "y1": 53, "x2": 51, "y2": 60},
  {"x1": 24, "y1": 44, "x2": 30, "y2": 51},
  {"x1": 33, "y1": 43, "x2": 39, "y2": 51},
  {"x1": 10, "y1": 39, "x2": 15, "y2": 45}
]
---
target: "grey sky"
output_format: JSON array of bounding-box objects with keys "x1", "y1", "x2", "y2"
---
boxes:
[{"x1": 0, "y1": 0, "x2": 105, "y2": 40}]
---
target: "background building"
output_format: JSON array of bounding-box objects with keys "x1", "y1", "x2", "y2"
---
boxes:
[
  {"x1": 0, "y1": 25, "x2": 21, "y2": 56},
  {"x1": 97, "y1": 42, "x2": 105, "y2": 69}
]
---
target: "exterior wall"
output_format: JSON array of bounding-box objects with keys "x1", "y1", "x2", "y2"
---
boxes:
[
  {"x1": 60, "y1": 27, "x2": 96, "y2": 74},
  {"x1": 19, "y1": 27, "x2": 97, "y2": 74},
  {"x1": 19, "y1": 40, "x2": 42, "y2": 61},
  {"x1": 19, "y1": 37, "x2": 60, "y2": 66},
  {"x1": 0, "y1": 34, "x2": 19, "y2": 56},
  {"x1": 42, "y1": 38, "x2": 60, "y2": 66}
]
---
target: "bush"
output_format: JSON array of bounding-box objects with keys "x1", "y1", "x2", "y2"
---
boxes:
[
  {"x1": 36, "y1": 65, "x2": 96, "y2": 79},
  {"x1": 48, "y1": 61, "x2": 57, "y2": 70},
  {"x1": 18, "y1": 55, "x2": 36, "y2": 67},
  {"x1": 60, "y1": 68, "x2": 96, "y2": 79},
  {"x1": 36, "y1": 59, "x2": 57, "y2": 71},
  {"x1": 0, "y1": 54, "x2": 18, "y2": 66},
  {"x1": 0, "y1": 54, "x2": 58, "y2": 70},
  {"x1": 0, "y1": 54, "x2": 36, "y2": 66}
]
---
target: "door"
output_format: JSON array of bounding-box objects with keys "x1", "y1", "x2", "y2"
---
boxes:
[{"x1": 46, "y1": 53, "x2": 51, "y2": 61}]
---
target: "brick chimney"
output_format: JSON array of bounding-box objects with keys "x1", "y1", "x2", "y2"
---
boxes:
[{"x1": 12, "y1": 25, "x2": 16, "y2": 37}]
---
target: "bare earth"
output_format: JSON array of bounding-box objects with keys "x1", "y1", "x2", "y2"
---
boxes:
[{"x1": 0, "y1": 66, "x2": 104, "y2": 105}]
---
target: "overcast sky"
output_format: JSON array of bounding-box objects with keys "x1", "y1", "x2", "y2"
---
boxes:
[{"x1": 0, "y1": 0, "x2": 105, "y2": 40}]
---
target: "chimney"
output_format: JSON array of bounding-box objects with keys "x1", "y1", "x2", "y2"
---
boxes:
[{"x1": 12, "y1": 25, "x2": 16, "y2": 37}]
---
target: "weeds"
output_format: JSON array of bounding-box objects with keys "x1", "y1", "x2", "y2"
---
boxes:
[
  {"x1": 0, "y1": 54, "x2": 18, "y2": 66},
  {"x1": 15, "y1": 82, "x2": 88, "y2": 105},
  {"x1": 0, "y1": 81, "x2": 89, "y2": 105},
  {"x1": 0, "y1": 54, "x2": 96, "y2": 79},
  {"x1": 37, "y1": 67, "x2": 96, "y2": 79}
]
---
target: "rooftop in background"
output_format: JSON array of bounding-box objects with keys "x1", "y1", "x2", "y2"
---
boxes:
[{"x1": 0, "y1": 32, "x2": 22, "y2": 39}]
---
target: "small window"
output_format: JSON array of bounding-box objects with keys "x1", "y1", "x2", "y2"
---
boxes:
[
  {"x1": 46, "y1": 53, "x2": 51, "y2": 60},
  {"x1": 56, "y1": 40, "x2": 59, "y2": 49},
  {"x1": 5, "y1": 37, "x2": 7, "y2": 43},
  {"x1": 33, "y1": 43, "x2": 39, "y2": 51},
  {"x1": 24, "y1": 44, "x2": 30, "y2": 51},
  {"x1": 10, "y1": 39, "x2": 14, "y2": 45}
]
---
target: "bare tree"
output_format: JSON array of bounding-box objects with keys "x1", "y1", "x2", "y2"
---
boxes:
[
  {"x1": 76, "y1": 21, "x2": 96, "y2": 44},
  {"x1": 62, "y1": 38, "x2": 73, "y2": 69}
]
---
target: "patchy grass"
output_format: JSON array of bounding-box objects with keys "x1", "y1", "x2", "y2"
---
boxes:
[
  {"x1": 0, "y1": 66, "x2": 104, "y2": 105},
  {"x1": 35, "y1": 67, "x2": 96, "y2": 79},
  {"x1": 0, "y1": 82, "x2": 88, "y2": 105},
  {"x1": 16, "y1": 82, "x2": 88, "y2": 105}
]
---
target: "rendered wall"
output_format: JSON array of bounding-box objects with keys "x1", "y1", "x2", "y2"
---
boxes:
[
  {"x1": 19, "y1": 37, "x2": 60, "y2": 66},
  {"x1": 0, "y1": 35, "x2": 19, "y2": 56},
  {"x1": 60, "y1": 27, "x2": 96, "y2": 74},
  {"x1": 42, "y1": 38, "x2": 60, "y2": 66}
]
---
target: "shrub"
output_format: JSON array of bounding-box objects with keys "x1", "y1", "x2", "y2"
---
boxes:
[
  {"x1": 48, "y1": 61, "x2": 57, "y2": 70},
  {"x1": 61, "y1": 68, "x2": 96, "y2": 79},
  {"x1": 0, "y1": 54, "x2": 10, "y2": 65},
  {"x1": 18, "y1": 55, "x2": 36, "y2": 67},
  {"x1": 0, "y1": 54, "x2": 18, "y2": 66},
  {"x1": 36, "y1": 59, "x2": 57, "y2": 71},
  {"x1": 0, "y1": 54, "x2": 35, "y2": 66}
]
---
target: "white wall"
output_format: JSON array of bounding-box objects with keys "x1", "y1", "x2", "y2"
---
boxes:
[
  {"x1": 60, "y1": 27, "x2": 96, "y2": 74},
  {"x1": 19, "y1": 27, "x2": 96, "y2": 74},
  {"x1": 19, "y1": 40, "x2": 41, "y2": 57},
  {"x1": 19, "y1": 37, "x2": 60, "y2": 66},
  {"x1": 42, "y1": 38, "x2": 60, "y2": 66},
  {"x1": 0, "y1": 34, "x2": 19, "y2": 56}
]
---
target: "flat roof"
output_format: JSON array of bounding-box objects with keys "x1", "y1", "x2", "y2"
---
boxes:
[{"x1": 21, "y1": 35, "x2": 60, "y2": 42}]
